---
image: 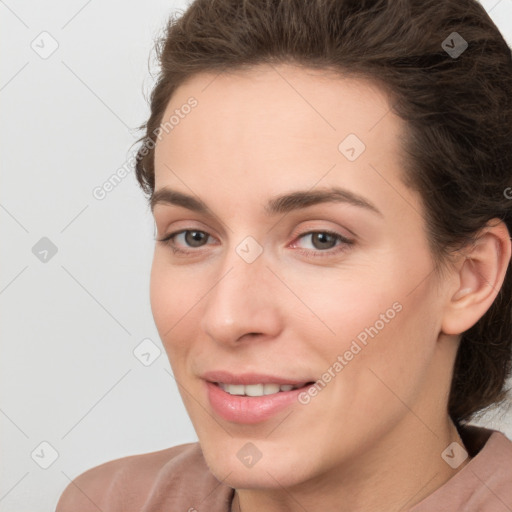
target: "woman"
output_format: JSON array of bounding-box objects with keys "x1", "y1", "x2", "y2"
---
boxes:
[{"x1": 56, "y1": 0, "x2": 512, "y2": 510}]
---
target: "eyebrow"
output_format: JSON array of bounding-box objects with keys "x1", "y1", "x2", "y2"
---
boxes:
[{"x1": 150, "y1": 186, "x2": 383, "y2": 217}]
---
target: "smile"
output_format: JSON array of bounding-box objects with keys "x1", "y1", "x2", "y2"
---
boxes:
[
  {"x1": 215, "y1": 382, "x2": 312, "y2": 396},
  {"x1": 205, "y1": 380, "x2": 316, "y2": 423}
]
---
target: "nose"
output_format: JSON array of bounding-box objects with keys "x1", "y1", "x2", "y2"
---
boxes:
[{"x1": 200, "y1": 245, "x2": 282, "y2": 347}]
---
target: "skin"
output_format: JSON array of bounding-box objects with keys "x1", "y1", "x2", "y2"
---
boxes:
[{"x1": 150, "y1": 63, "x2": 511, "y2": 512}]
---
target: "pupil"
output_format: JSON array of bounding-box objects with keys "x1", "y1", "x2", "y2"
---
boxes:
[
  {"x1": 314, "y1": 233, "x2": 334, "y2": 249},
  {"x1": 187, "y1": 231, "x2": 205, "y2": 247}
]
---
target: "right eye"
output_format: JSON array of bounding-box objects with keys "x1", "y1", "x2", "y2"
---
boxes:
[{"x1": 157, "y1": 229, "x2": 214, "y2": 254}]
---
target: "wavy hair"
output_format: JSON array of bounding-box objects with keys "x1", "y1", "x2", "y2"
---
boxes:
[{"x1": 134, "y1": 0, "x2": 512, "y2": 424}]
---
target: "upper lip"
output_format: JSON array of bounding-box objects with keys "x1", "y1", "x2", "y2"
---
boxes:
[{"x1": 201, "y1": 370, "x2": 314, "y2": 386}]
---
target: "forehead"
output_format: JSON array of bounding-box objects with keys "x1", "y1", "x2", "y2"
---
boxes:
[
  {"x1": 152, "y1": 63, "x2": 413, "y2": 221},
  {"x1": 154, "y1": 63, "x2": 400, "y2": 164}
]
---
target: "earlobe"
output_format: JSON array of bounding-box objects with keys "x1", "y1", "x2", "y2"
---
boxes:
[{"x1": 441, "y1": 220, "x2": 511, "y2": 336}]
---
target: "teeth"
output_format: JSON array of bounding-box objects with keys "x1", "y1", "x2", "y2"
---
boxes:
[
  {"x1": 222, "y1": 383, "x2": 245, "y2": 395},
  {"x1": 217, "y1": 382, "x2": 302, "y2": 396}
]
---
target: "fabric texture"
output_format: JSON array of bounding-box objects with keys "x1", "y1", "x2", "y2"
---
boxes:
[{"x1": 56, "y1": 425, "x2": 512, "y2": 511}]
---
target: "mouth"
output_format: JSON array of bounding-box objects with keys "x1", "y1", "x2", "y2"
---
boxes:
[
  {"x1": 204, "y1": 379, "x2": 317, "y2": 424},
  {"x1": 211, "y1": 381, "x2": 315, "y2": 397}
]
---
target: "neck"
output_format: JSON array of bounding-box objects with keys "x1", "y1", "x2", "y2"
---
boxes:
[{"x1": 232, "y1": 415, "x2": 470, "y2": 512}]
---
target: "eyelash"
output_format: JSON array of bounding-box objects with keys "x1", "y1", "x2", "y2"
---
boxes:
[{"x1": 156, "y1": 229, "x2": 354, "y2": 258}]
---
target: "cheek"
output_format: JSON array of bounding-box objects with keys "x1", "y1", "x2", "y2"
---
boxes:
[
  {"x1": 149, "y1": 256, "x2": 198, "y2": 351},
  {"x1": 330, "y1": 284, "x2": 438, "y2": 422},
  {"x1": 289, "y1": 265, "x2": 400, "y2": 357},
  {"x1": 149, "y1": 258, "x2": 171, "y2": 333},
  {"x1": 306, "y1": 258, "x2": 437, "y2": 409}
]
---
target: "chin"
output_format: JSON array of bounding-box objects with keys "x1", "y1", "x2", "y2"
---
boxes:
[
  {"x1": 200, "y1": 440, "x2": 315, "y2": 490},
  {"x1": 210, "y1": 462, "x2": 310, "y2": 490}
]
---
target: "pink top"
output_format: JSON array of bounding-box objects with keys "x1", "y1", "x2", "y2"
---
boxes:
[{"x1": 56, "y1": 425, "x2": 512, "y2": 511}]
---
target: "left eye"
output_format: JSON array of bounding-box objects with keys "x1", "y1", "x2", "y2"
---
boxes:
[{"x1": 294, "y1": 230, "x2": 347, "y2": 251}]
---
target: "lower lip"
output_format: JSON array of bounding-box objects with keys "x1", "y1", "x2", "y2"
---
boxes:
[{"x1": 205, "y1": 381, "x2": 313, "y2": 424}]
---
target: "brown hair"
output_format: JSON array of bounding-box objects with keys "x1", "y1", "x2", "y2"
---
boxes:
[{"x1": 134, "y1": 0, "x2": 512, "y2": 424}]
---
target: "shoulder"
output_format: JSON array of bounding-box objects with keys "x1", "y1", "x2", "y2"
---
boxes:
[
  {"x1": 411, "y1": 426, "x2": 512, "y2": 511},
  {"x1": 473, "y1": 427, "x2": 512, "y2": 475},
  {"x1": 55, "y1": 442, "x2": 207, "y2": 512},
  {"x1": 456, "y1": 428, "x2": 512, "y2": 508}
]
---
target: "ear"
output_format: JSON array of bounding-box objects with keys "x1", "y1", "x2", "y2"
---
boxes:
[{"x1": 441, "y1": 218, "x2": 511, "y2": 336}]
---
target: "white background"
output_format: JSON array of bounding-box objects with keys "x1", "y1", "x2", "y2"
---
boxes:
[{"x1": 1, "y1": 1, "x2": 512, "y2": 511}]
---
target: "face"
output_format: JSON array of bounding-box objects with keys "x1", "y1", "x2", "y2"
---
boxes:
[{"x1": 150, "y1": 64, "x2": 454, "y2": 491}]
